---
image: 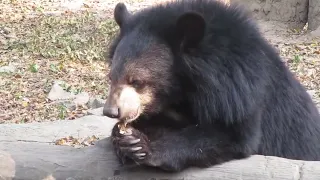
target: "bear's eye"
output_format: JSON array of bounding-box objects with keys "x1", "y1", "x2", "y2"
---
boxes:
[{"x1": 129, "y1": 79, "x2": 145, "y2": 89}]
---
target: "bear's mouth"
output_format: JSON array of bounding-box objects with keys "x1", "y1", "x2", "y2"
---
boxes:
[{"x1": 122, "y1": 107, "x2": 141, "y2": 123}]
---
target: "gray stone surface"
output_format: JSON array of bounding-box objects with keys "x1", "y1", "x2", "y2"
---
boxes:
[
  {"x1": 1, "y1": 139, "x2": 320, "y2": 180},
  {"x1": 87, "y1": 107, "x2": 104, "y2": 116},
  {"x1": 231, "y1": 0, "x2": 309, "y2": 29},
  {"x1": 73, "y1": 92, "x2": 90, "y2": 106},
  {"x1": 310, "y1": 27, "x2": 320, "y2": 38},
  {"x1": 307, "y1": 90, "x2": 320, "y2": 110},
  {"x1": 47, "y1": 82, "x2": 74, "y2": 101},
  {"x1": 87, "y1": 97, "x2": 105, "y2": 109},
  {"x1": 0, "y1": 64, "x2": 16, "y2": 73},
  {"x1": 47, "y1": 82, "x2": 90, "y2": 106},
  {"x1": 0, "y1": 115, "x2": 320, "y2": 180},
  {"x1": 0, "y1": 115, "x2": 117, "y2": 143},
  {"x1": 0, "y1": 151, "x2": 15, "y2": 180},
  {"x1": 308, "y1": 0, "x2": 320, "y2": 31}
]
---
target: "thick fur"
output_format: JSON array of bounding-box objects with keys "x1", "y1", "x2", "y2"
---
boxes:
[{"x1": 107, "y1": 0, "x2": 320, "y2": 172}]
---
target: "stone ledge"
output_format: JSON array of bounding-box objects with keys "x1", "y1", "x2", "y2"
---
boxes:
[
  {"x1": 0, "y1": 116, "x2": 320, "y2": 180},
  {"x1": 1, "y1": 139, "x2": 320, "y2": 180},
  {"x1": 0, "y1": 115, "x2": 117, "y2": 143}
]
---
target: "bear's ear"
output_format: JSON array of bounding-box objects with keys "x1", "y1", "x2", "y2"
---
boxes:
[
  {"x1": 114, "y1": 3, "x2": 131, "y2": 28},
  {"x1": 176, "y1": 12, "x2": 206, "y2": 51}
]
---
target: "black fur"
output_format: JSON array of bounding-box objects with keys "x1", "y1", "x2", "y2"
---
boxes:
[{"x1": 107, "y1": 0, "x2": 320, "y2": 172}]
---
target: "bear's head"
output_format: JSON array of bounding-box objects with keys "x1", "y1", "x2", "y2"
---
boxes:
[{"x1": 102, "y1": 2, "x2": 206, "y2": 123}]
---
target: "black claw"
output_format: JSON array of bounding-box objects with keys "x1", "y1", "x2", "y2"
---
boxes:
[{"x1": 111, "y1": 124, "x2": 151, "y2": 165}]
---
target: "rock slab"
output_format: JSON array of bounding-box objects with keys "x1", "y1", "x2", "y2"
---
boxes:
[
  {"x1": 1, "y1": 115, "x2": 320, "y2": 180},
  {"x1": 231, "y1": 0, "x2": 309, "y2": 29},
  {"x1": 308, "y1": 0, "x2": 320, "y2": 31},
  {"x1": 1, "y1": 139, "x2": 320, "y2": 180},
  {"x1": 0, "y1": 115, "x2": 118, "y2": 143}
]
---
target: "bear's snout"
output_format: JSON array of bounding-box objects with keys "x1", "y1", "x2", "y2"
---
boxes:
[
  {"x1": 103, "y1": 85, "x2": 141, "y2": 123},
  {"x1": 103, "y1": 105, "x2": 120, "y2": 118}
]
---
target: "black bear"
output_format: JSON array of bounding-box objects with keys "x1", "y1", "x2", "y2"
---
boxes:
[{"x1": 103, "y1": 0, "x2": 320, "y2": 172}]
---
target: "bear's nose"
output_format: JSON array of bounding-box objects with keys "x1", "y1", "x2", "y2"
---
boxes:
[{"x1": 103, "y1": 106, "x2": 120, "y2": 119}]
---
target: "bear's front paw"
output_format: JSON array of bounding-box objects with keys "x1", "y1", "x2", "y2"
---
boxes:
[{"x1": 111, "y1": 123, "x2": 151, "y2": 165}]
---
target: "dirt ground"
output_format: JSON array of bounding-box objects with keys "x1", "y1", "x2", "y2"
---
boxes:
[{"x1": 0, "y1": 0, "x2": 319, "y2": 124}]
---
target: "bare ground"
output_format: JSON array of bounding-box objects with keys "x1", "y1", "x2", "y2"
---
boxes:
[{"x1": 0, "y1": 0, "x2": 319, "y2": 124}]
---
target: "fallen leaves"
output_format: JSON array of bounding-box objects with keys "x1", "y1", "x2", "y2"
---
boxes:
[
  {"x1": 55, "y1": 135, "x2": 99, "y2": 148},
  {"x1": 278, "y1": 41, "x2": 320, "y2": 92},
  {"x1": 0, "y1": 1, "x2": 116, "y2": 123}
]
